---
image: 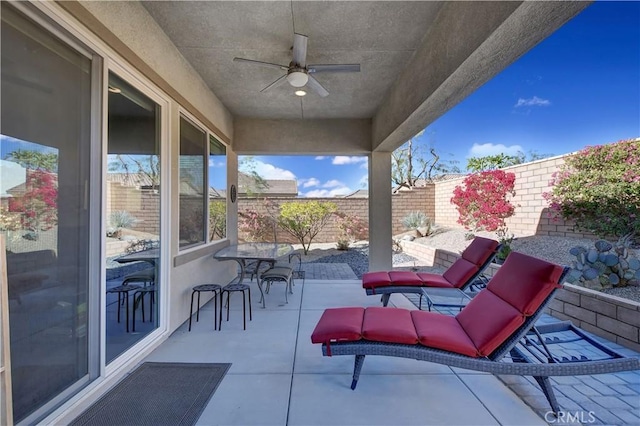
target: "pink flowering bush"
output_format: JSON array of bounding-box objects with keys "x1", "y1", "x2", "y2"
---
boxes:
[
  {"x1": 334, "y1": 212, "x2": 368, "y2": 250},
  {"x1": 238, "y1": 208, "x2": 275, "y2": 242},
  {"x1": 451, "y1": 170, "x2": 516, "y2": 234},
  {"x1": 8, "y1": 170, "x2": 58, "y2": 231},
  {"x1": 544, "y1": 139, "x2": 640, "y2": 238}
]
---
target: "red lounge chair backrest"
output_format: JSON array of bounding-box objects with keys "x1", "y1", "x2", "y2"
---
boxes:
[
  {"x1": 442, "y1": 237, "x2": 500, "y2": 288},
  {"x1": 456, "y1": 252, "x2": 565, "y2": 357}
]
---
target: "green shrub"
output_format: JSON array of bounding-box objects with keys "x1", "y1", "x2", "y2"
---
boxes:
[
  {"x1": 277, "y1": 201, "x2": 337, "y2": 254},
  {"x1": 544, "y1": 139, "x2": 640, "y2": 239}
]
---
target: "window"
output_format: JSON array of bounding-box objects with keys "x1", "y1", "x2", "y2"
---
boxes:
[
  {"x1": 209, "y1": 136, "x2": 226, "y2": 241},
  {"x1": 179, "y1": 117, "x2": 207, "y2": 248},
  {"x1": 106, "y1": 71, "x2": 161, "y2": 362}
]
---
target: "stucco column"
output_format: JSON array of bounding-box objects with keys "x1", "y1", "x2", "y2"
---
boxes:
[{"x1": 368, "y1": 152, "x2": 392, "y2": 271}]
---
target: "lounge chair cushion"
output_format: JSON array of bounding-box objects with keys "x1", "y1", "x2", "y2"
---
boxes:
[
  {"x1": 487, "y1": 253, "x2": 564, "y2": 315},
  {"x1": 441, "y1": 259, "x2": 478, "y2": 289},
  {"x1": 361, "y1": 236, "x2": 499, "y2": 292},
  {"x1": 362, "y1": 271, "x2": 392, "y2": 289},
  {"x1": 311, "y1": 307, "x2": 364, "y2": 344},
  {"x1": 362, "y1": 271, "x2": 425, "y2": 289},
  {"x1": 461, "y1": 237, "x2": 500, "y2": 265},
  {"x1": 456, "y1": 290, "x2": 524, "y2": 356},
  {"x1": 456, "y1": 252, "x2": 565, "y2": 356},
  {"x1": 388, "y1": 271, "x2": 424, "y2": 286},
  {"x1": 416, "y1": 272, "x2": 454, "y2": 288},
  {"x1": 362, "y1": 307, "x2": 418, "y2": 344},
  {"x1": 411, "y1": 311, "x2": 478, "y2": 357}
]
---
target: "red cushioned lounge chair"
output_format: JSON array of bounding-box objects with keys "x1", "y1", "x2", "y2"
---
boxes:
[
  {"x1": 312, "y1": 252, "x2": 639, "y2": 414},
  {"x1": 363, "y1": 236, "x2": 500, "y2": 307}
]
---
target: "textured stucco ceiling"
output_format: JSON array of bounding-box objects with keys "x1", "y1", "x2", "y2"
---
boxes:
[{"x1": 141, "y1": 1, "x2": 444, "y2": 119}]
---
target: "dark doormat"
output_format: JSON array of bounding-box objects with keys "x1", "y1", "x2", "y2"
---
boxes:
[{"x1": 70, "y1": 362, "x2": 231, "y2": 426}]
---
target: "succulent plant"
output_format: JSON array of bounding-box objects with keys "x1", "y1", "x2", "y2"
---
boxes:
[
  {"x1": 402, "y1": 211, "x2": 430, "y2": 230},
  {"x1": 566, "y1": 233, "x2": 640, "y2": 289}
]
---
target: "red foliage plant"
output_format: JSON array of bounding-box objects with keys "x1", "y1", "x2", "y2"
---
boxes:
[
  {"x1": 451, "y1": 170, "x2": 516, "y2": 233},
  {"x1": 8, "y1": 170, "x2": 58, "y2": 231}
]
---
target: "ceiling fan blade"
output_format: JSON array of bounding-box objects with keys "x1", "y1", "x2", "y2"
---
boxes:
[
  {"x1": 308, "y1": 64, "x2": 361, "y2": 73},
  {"x1": 306, "y1": 75, "x2": 329, "y2": 97},
  {"x1": 261, "y1": 74, "x2": 288, "y2": 93},
  {"x1": 292, "y1": 33, "x2": 308, "y2": 67},
  {"x1": 233, "y1": 57, "x2": 289, "y2": 71}
]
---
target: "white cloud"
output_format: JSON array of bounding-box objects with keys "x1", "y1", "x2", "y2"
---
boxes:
[
  {"x1": 208, "y1": 158, "x2": 225, "y2": 168},
  {"x1": 304, "y1": 186, "x2": 353, "y2": 198},
  {"x1": 315, "y1": 156, "x2": 326, "y2": 160},
  {"x1": 299, "y1": 177, "x2": 320, "y2": 188},
  {"x1": 332, "y1": 156, "x2": 367, "y2": 165},
  {"x1": 514, "y1": 96, "x2": 551, "y2": 107},
  {"x1": 322, "y1": 179, "x2": 344, "y2": 188},
  {"x1": 468, "y1": 143, "x2": 524, "y2": 157},
  {"x1": 359, "y1": 174, "x2": 369, "y2": 188},
  {"x1": 239, "y1": 160, "x2": 296, "y2": 180}
]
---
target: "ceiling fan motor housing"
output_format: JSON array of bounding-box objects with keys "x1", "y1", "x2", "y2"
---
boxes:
[{"x1": 287, "y1": 70, "x2": 309, "y2": 87}]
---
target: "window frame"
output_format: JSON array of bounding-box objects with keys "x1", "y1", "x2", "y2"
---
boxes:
[{"x1": 177, "y1": 110, "x2": 227, "y2": 252}]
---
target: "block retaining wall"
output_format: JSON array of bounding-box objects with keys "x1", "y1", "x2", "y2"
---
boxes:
[{"x1": 400, "y1": 239, "x2": 640, "y2": 351}]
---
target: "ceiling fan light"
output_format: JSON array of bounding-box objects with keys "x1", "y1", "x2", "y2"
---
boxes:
[
  {"x1": 286, "y1": 71, "x2": 308, "y2": 87},
  {"x1": 294, "y1": 90, "x2": 307, "y2": 97}
]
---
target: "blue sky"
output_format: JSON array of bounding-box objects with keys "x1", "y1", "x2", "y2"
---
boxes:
[{"x1": 239, "y1": 1, "x2": 639, "y2": 197}]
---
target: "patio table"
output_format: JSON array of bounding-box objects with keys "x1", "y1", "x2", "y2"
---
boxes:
[
  {"x1": 421, "y1": 287, "x2": 472, "y2": 311},
  {"x1": 214, "y1": 243, "x2": 293, "y2": 282},
  {"x1": 214, "y1": 243, "x2": 294, "y2": 303},
  {"x1": 115, "y1": 248, "x2": 159, "y2": 266}
]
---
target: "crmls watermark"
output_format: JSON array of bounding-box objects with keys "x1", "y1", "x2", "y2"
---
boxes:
[{"x1": 545, "y1": 410, "x2": 596, "y2": 424}]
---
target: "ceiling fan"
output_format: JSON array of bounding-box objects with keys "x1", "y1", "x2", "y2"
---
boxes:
[{"x1": 233, "y1": 33, "x2": 360, "y2": 98}]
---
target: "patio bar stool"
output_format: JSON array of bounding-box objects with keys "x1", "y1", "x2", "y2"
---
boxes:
[
  {"x1": 132, "y1": 284, "x2": 157, "y2": 332},
  {"x1": 188, "y1": 284, "x2": 222, "y2": 331},
  {"x1": 220, "y1": 283, "x2": 252, "y2": 330},
  {"x1": 106, "y1": 283, "x2": 142, "y2": 332}
]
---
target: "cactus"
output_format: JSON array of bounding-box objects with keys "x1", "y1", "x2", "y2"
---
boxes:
[{"x1": 566, "y1": 233, "x2": 640, "y2": 289}]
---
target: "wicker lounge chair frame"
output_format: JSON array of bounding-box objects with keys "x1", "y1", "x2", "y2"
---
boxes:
[
  {"x1": 364, "y1": 238, "x2": 501, "y2": 307},
  {"x1": 317, "y1": 281, "x2": 640, "y2": 414}
]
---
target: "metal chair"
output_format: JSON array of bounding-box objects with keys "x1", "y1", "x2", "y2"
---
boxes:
[{"x1": 258, "y1": 266, "x2": 293, "y2": 308}]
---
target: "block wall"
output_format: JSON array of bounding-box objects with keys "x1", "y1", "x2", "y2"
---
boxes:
[
  {"x1": 434, "y1": 154, "x2": 596, "y2": 238},
  {"x1": 107, "y1": 182, "x2": 160, "y2": 235}
]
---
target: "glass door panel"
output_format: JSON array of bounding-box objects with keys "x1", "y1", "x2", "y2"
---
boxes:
[
  {"x1": 105, "y1": 72, "x2": 161, "y2": 363},
  {"x1": 1, "y1": 4, "x2": 92, "y2": 422}
]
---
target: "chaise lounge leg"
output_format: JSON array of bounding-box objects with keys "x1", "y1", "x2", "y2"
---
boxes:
[
  {"x1": 510, "y1": 348, "x2": 561, "y2": 414},
  {"x1": 534, "y1": 376, "x2": 560, "y2": 415},
  {"x1": 351, "y1": 354, "x2": 366, "y2": 390},
  {"x1": 381, "y1": 294, "x2": 391, "y2": 307}
]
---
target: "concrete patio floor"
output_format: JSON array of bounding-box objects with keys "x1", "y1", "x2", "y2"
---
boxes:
[{"x1": 143, "y1": 278, "x2": 548, "y2": 426}]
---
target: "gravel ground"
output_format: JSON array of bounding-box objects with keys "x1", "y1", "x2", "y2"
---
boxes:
[{"x1": 301, "y1": 230, "x2": 640, "y2": 303}]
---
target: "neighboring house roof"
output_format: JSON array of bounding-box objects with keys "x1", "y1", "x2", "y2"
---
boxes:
[
  {"x1": 0, "y1": 159, "x2": 26, "y2": 197},
  {"x1": 209, "y1": 187, "x2": 226, "y2": 199},
  {"x1": 343, "y1": 189, "x2": 369, "y2": 198},
  {"x1": 237, "y1": 172, "x2": 297, "y2": 197},
  {"x1": 107, "y1": 172, "x2": 157, "y2": 188},
  {"x1": 412, "y1": 174, "x2": 465, "y2": 186}
]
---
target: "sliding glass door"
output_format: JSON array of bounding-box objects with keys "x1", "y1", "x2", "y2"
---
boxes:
[{"x1": 1, "y1": 4, "x2": 92, "y2": 422}]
